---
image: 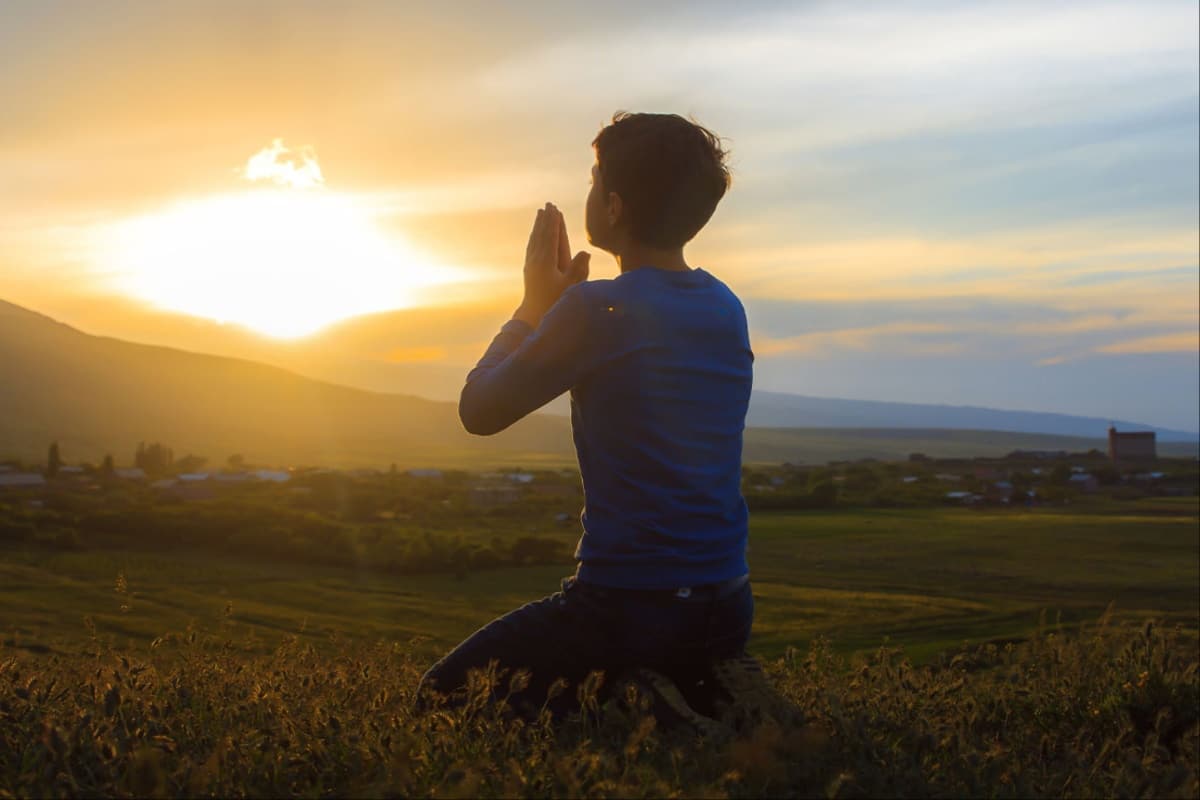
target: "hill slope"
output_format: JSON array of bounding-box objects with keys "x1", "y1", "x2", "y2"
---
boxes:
[
  {"x1": 2, "y1": 299, "x2": 1195, "y2": 467},
  {"x1": 0, "y1": 299, "x2": 573, "y2": 468},
  {"x1": 43, "y1": 298, "x2": 1198, "y2": 443},
  {"x1": 747, "y1": 391, "x2": 1199, "y2": 442}
]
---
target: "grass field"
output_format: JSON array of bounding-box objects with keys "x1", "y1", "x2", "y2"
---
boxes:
[{"x1": 2, "y1": 497, "x2": 1195, "y2": 666}]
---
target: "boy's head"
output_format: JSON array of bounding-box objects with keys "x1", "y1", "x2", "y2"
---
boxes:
[{"x1": 586, "y1": 112, "x2": 730, "y2": 253}]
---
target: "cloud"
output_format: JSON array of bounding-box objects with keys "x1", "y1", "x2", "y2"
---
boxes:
[
  {"x1": 469, "y1": 1, "x2": 1198, "y2": 152},
  {"x1": 242, "y1": 139, "x2": 323, "y2": 189},
  {"x1": 1096, "y1": 331, "x2": 1200, "y2": 354},
  {"x1": 753, "y1": 322, "x2": 957, "y2": 357}
]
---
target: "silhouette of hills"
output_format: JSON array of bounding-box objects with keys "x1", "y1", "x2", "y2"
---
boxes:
[
  {"x1": 746, "y1": 391, "x2": 1199, "y2": 443},
  {"x1": 46, "y1": 298, "x2": 1198, "y2": 443},
  {"x1": 1, "y1": 298, "x2": 1194, "y2": 467},
  {"x1": 0, "y1": 298, "x2": 572, "y2": 468}
]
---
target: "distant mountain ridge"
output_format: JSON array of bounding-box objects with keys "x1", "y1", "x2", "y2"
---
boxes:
[
  {"x1": 30, "y1": 297, "x2": 1197, "y2": 442},
  {"x1": 1, "y1": 298, "x2": 1195, "y2": 468},
  {"x1": 0, "y1": 298, "x2": 573, "y2": 468},
  {"x1": 747, "y1": 391, "x2": 1199, "y2": 443}
]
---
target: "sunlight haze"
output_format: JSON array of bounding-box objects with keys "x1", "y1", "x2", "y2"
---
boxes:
[{"x1": 1, "y1": 0, "x2": 1197, "y2": 429}]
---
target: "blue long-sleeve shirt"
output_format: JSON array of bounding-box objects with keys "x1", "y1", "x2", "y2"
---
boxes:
[{"x1": 460, "y1": 265, "x2": 754, "y2": 589}]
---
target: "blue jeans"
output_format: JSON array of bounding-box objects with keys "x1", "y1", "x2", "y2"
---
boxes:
[{"x1": 418, "y1": 573, "x2": 754, "y2": 718}]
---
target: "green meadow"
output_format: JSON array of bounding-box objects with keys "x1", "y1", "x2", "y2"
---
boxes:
[{"x1": 3, "y1": 497, "x2": 1196, "y2": 666}]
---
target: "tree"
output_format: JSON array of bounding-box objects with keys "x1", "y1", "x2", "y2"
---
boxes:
[
  {"x1": 46, "y1": 441, "x2": 61, "y2": 479},
  {"x1": 808, "y1": 480, "x2": 838, "y2": 508},
  {"x1": 174, "y1": 454, "x2": 207, "y2": 474},
  {"x1": 135, "y1": 441, "x2": 174, "y2": 475},
  {"x1": 843, "y1": 464, "x2": 881, "y2": 492},
  {"x1": 101, "y1": 454, "x2": 115, "y2": 479},
  {"x1": 1048, "y1": 463, "x2": 1073, "y2": 485}
]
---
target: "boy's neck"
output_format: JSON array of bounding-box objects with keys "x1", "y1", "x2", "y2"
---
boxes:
[{"x1": 614, "y1": 243, "x2": 690, "y2": 273}]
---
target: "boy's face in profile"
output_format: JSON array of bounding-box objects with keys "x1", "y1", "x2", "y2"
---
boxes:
[{"x1": 585, "y1": 162, "x2": 617, "y2": 254}]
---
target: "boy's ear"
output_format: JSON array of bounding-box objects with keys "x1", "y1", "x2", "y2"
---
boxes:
[{"x1": 606, "y1": 192, "x2": 623, "y2": 227}]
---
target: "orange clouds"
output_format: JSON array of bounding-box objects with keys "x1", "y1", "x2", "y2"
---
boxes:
[{"x1": 1096, "y1": 331, "x2": 1200, "y2": 354}]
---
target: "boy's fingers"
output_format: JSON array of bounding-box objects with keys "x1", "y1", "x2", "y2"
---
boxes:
[
  {"x1": 570, "y1": 251, "x2": 590, "y2": 283},
  {"x1": 557, "y1": 211, "x2": 571, "y2": 270},
  {"x1": 546, "y1": 208, "x2": 560, "y2": 265},
  {"x1": 528, "y1": 208, "x2": 547, "y2": 260}
]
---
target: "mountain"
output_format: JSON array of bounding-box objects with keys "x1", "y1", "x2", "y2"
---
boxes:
[
  {"x1": 44, "y1": 298, "x2": 1199, "y2": 442},
  {"x1": 2, "y1": 298, "x2": 1195, "y2": 468},
  {"x1": 0, "y1": 299, "x2": 573, "y2": 468},
  {"x1": 746, "y1": 391, "x2": 1199, "y2": 443}
]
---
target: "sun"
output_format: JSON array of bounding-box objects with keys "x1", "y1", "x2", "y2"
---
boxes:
[{"x1": 102, "y1": 142, "x2": 457, "y2": 338}]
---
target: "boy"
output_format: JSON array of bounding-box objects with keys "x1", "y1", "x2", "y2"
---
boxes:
[{"x1": 419, "y1": 112, "x2": 761, "y2": 731}]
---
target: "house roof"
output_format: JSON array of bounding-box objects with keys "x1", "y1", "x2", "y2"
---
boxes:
[{"x1": 0, "y1": 473, "x2": 46, "y2": 487}]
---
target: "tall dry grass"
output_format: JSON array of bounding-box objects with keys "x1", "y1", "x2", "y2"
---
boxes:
[{"x1": 1, "y1": 610, "x2": 1196, "y2": 798}]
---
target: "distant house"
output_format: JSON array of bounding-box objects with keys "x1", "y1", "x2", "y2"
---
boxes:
[
  {"x1": 114, "y1": 468, "x2": 146, "y2": 481},
  {"x1": 901, "y1": 476, "x2": 919, "y2": 484},
  {"x1": 1108, "y1": 425, "x2": 1156, "y2": 464},
  {"x1": 945, "y1": 491, "x2": 983, "y2": 505},
  {"x1": 506, "y1": 472, "x2": 535, "y2": 484},
  {"x1": 1007, "y1": 449, "x2": 1067, "y2": 459},
  {"x1": 178, "y1": 473, "x2": 211, "y2": 482},
  {"x1": 935, "y1": 473, "x2": 961, "y2": 482},
  {"x1": 407, "y1": 469, "x2": 443, "y2": 479},
  {"x1": 254, "y1": 470, "x2": 291, "y2": 483},
  {"x1": 0, "y1": 473, "x2": 46, "y2": 488},
  {"x1": 469, "y1": 485, "x2": 521, "y2": 508},
  {"x1": 1069, "y1": 473, "x2": 1099, "y2": 493},
  {"x1": 58, "y1": 465, "x2": 85, "y2": 475}
]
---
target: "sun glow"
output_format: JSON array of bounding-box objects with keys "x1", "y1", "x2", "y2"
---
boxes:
[
  {"x1": 104, "y1": 188, "x2": 456, "y2": 338},
  {"x1": 97, "y1": 140, "x2": 462, "y2": 338}
]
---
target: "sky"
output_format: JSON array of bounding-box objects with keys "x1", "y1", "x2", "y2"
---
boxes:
[{"x1": 1, "y1": 0, "x2": 1197, "y2": 431}]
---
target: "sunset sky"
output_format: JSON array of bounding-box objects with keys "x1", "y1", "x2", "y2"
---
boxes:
[{"x1": 1, "y1": 1, "x2": 1197, "y2": 431}]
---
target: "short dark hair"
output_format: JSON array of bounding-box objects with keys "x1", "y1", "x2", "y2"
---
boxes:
[{"x1": 592, "y1": 111, "x2": 731, "y2": 249}]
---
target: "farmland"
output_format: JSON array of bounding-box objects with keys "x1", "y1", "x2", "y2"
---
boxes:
[
  {"x1": 2, "y1": 497, "x2": 1195, "y2": 665},
  {"x1": 1, "y1": 468, "x2": 1197, "y2": 797}
]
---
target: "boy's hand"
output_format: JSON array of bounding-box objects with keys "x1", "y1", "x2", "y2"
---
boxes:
[{"x1": 515, "y1": 203, "x2": 590, "y2": 327}]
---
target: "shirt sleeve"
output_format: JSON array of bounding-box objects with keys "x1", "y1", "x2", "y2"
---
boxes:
[{"x1": 459, "y1": 285, "x2": 599, "y2": 435}]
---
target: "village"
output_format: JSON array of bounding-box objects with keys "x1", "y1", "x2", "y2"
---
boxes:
[{"x1": 0, "y1": 426, "x2": 1195, "y2": 517}]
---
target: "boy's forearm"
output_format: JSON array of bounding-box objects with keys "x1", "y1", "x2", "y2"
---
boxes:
[
  {"x1": 459, "y1": 287, "x2": 589, "y2": 436},
  {"x1": 459, "y1": 320, "x2": 534, "y2": 435}
]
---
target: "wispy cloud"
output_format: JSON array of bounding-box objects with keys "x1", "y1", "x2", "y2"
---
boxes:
[
  {"x1": 1097, "y1": 331, "x2": 1200, "y2": 354},
  {"x1": 753, "y1": 322, "x2": 957, "y2": 357}
]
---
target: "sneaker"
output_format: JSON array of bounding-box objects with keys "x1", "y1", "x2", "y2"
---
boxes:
[
  {"x1": 621, "y1": 667, "x2": 734, "y2": 741},
  {"x1": 708, "y1": 653, "x2": 803, "y2": 733}
]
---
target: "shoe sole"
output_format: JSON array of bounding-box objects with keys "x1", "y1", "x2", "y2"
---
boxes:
[
  {"x1": 624, "y1": 667, "x2": 733, "y2": 740},
  {"x1": 709, "y1": 654, "x2": 801, "y2": 731}
]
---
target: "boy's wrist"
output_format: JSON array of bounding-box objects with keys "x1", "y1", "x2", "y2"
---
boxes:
[{"x1": 512, "y1": 302, "x2": 544, "y2": 328}]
